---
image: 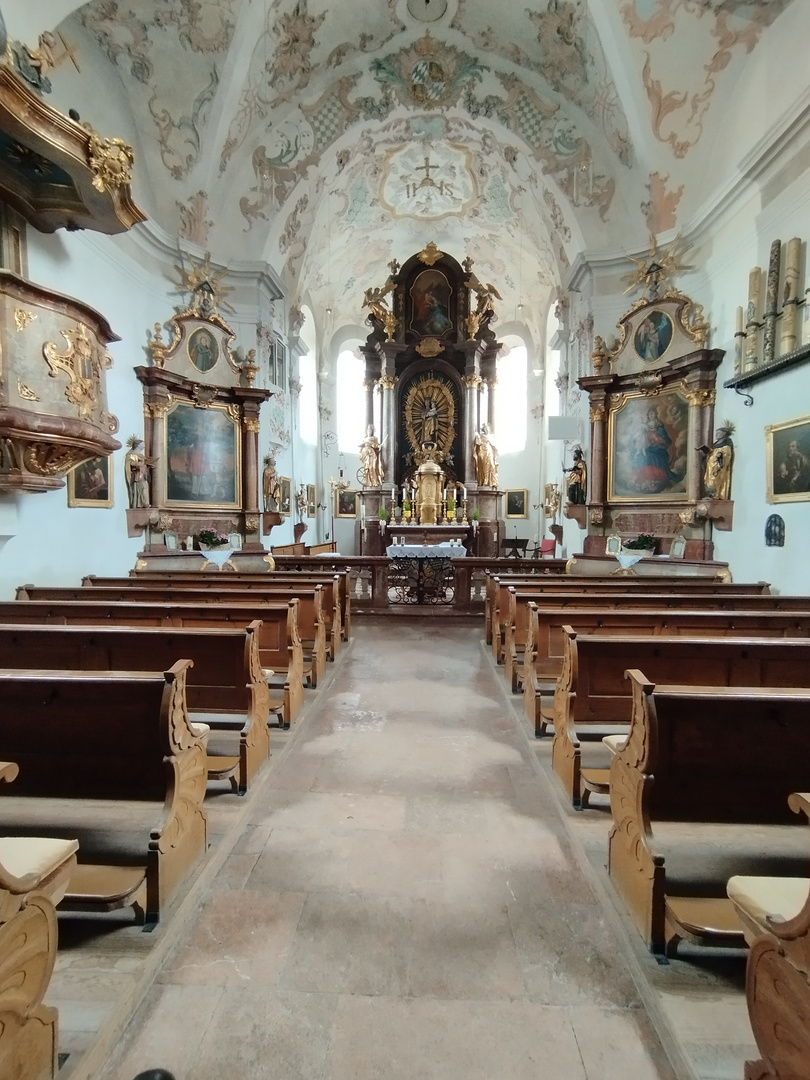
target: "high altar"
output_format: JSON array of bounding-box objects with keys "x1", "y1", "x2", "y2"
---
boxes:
[{"x1": 357, "y1": 242, "x2": 504, "y2": 555}]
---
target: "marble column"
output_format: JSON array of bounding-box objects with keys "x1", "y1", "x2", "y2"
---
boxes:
[
  {"x1": 588, "y1": 399, "x2": 607, "y2": 505},
  {"x1": 145, "y1": 398, "x2": 169, "y2": 508},
  {"x1": 379, "y1": 375, "x2": 397, "y2": 484},
  {"x1": 242, "y1": 414, "x2": 261, "y2": 544},
  {"x1": 686, "y1": 387, "x2": 714, "y2": 501},
  {"x1": 364, "y1": 379, "x2": 375, "y2": 432},
  {"x1": 462, "y1": 374, "x2": 481, "y2": 486},
  {"x1": 486, "y1": 377, "x2": 497, "y2": 430}
]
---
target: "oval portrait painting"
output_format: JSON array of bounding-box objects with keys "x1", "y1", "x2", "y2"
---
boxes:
[
  {"x1": 188, "y1": 327, "x2": 219, "y2": 372},
  {"x1": 633, "y1": 309, "x2": 673, "y2": 364}
]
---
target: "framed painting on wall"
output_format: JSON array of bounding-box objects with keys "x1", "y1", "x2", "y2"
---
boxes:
[
  {"x1": 608, "y1": 389, "x2": 689, "y2": 502},
  {"x1": 164, "y1": 402, "x2": 241, "y2": 508},
  {"x1": 278, "y1": 476, "x2": 292, "y2": 516},
  {"x1": 306, "y1": 484, "x2": 316, "y2": 517},
  {"x1": 336, "y1": 489, "x2": 358, "y2": 517},
  {"x1": 505, "y1": 489, "x2": 527, "y2": 518},
  {"x1": 766, "y1": 415, "x2": 810, "y2": 503},
  {"x1": 67, "y1": 455, "x2": 113, "y2": 507}
]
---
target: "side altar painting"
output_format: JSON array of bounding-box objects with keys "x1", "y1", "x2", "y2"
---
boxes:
[
  {"x1": 609, "y1": 390, "x2": 689, "y2": 501},
  {"x1": 165, "y1": 403, "x2": 240, "y2": 507}
]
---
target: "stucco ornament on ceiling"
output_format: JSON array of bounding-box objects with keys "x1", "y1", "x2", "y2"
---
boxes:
[{"x1": 379, "y1": 141, "x2": 478, "y2": 220}]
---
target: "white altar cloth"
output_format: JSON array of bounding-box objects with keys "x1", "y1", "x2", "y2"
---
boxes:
[{"x1": 387, "y1": 543, "x2": 466, "y2": 558}]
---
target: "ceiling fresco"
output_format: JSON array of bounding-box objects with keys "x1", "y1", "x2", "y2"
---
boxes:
[{"x1": 29, "y1": 0, "x2": 799, "y2": 343}]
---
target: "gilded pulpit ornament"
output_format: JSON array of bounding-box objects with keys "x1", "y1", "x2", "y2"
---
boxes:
[
  {"x1": 417, "y1": 241, "x2": 443, "y2": 266},
  {"x1": 43, "y1": 322, "x2": 115, "y2": 424},
  {"x1": 87, "y1": 133, "x2": 135, "y2": 193},
  {"x1": 15, "y1": 309, "x2": 36, "y2": 331}
]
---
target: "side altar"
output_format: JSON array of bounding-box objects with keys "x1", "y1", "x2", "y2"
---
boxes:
[
  {"x1": 125, "y1": 256, "x2": 274, "y2": 573},
  {"x1": 355, "y1": 242, "x2": 504, "y2": 557}
]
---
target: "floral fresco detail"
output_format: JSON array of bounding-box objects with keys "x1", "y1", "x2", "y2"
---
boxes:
[
  {"x1": 177, "y1": 190, "x2": 213, "y2": 245},
  {"x1": 641, "y1": 172, "x2": 683, "y2": 233},
  {"x1": 149, "y1": 68, "x2": 219, "y2": 180},
  {"x1": 624, "y1": 0, "x2": 793, "y2": 155},
  {"x1": 267, "y1": 0, "x2": 326, "y2": 104},
  {"x1": 79, "y1": 3, "x2": 154, "y2": 83}
]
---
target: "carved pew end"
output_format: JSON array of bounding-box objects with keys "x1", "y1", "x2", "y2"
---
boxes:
[{"x1": 663, "y1": 896, "x2": 748, "y2": 958}]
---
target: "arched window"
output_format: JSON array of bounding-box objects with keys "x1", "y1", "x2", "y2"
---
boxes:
[
  {"x1": 494, "y1": 344, "x2": 527, "y2": 454},
  {"x1": 298, "y1": 350, "x2": 317, "y2": 445},
  {"x1": 336, "y1": 348, "x2": 365, "y2": 452}
]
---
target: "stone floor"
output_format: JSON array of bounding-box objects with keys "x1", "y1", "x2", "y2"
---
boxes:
[{"x1": 51, "y1": 619, "x2": 755, "y2": 1080}]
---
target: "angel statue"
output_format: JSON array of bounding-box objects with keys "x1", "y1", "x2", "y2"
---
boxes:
[
  {"x1": 465, "y1": 272, "x2": 502, "y2": 339},
  {"x1": 124, "y1": 436, "x2": 156, "y2": 508}
]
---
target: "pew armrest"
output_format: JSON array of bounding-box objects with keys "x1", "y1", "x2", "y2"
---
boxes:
[{"x1": 0, "y1": 762, "x2": 19, "y2": 785}]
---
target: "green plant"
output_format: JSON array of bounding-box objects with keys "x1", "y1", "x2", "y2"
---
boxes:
[
  {"x1": 472, "y1": 507, "x2": 480, "y2": 521},
  {"x1": 378, "y1": 506, "x2": 388, "y2": 520},
  {"x1": 403, "y1": 499, "x2": 411, "y2": 512},
  {"x1": 623, "y1": 533, "x2": 656, "y2": 551},
  {"x1": 446, "y1": 496, "x2": 455, "y2": 511},
  {"x1": 197, "y1": 529, "x2": 229, "y2": 548}
]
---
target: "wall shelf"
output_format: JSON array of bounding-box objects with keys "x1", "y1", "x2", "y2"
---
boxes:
[{"x1": 723, "y1": 341, "x2": 810, "y2": 406}]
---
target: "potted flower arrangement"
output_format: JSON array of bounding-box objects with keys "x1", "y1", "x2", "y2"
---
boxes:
[
  {"x1": 403, "y1": 498, "x2": 412, "y2": 522},
  {"x1": 471, "y1": 507, "x2": 479, "y2": 533},
  {"x1": 446, "y1": 495, "x2": 456, "y2": 521},
  {"x1": 197, "y1": 529, "x2": 229, "y2": 550},
  {"x1": 622, "y1": 533, "x2": 656, "y2": 553},
  {"x1": 378, "y1": 505, "x2": 388, "y2": 533}
]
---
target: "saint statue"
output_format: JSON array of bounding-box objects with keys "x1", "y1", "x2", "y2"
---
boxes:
[
  {"x1": 262, "y1": 453, "x2": 281, "y2": 511},
  {"x1": 124, "y1": 436, "x2": 155, "y2": 508},
  {"x1": 359, "y1": 425, "x2": 383, "y2": 487},
  {"x1": 701, "y1": 423, "x2": 734, "y2": 501},
  {"x1": 473, "y1": 424, "x2": 498, "y2": 486},
  {"x1": 421, "y1": 399, "x2": 438, "y2": 445},
  {"x1": 564, "y1": 447, "x2": 587, "y2": 505}
]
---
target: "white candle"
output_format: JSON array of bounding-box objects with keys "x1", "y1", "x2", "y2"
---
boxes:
[
  {"x1": 462, "y1": 486, "x2": 467, "y2": 500},
  {"x1": 735, "y1": 306, "x2": 744, "y2": 335},
  {"x1": 443, "y1": 487, "x2": 447, "y2": 499},
  {"x1": 391, "y1": 485, "x2": 395, "y2": 501}
]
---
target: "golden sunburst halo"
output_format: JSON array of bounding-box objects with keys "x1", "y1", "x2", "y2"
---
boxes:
[
  {"x1": 622, "y1": 234, "x2": 694, "y2": 299},
  {"x1": 174, "y1": 250, "x2": 236, "y2": 316}
]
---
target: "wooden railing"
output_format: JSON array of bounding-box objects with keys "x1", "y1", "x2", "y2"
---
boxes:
[{"x1": 270, "y1": 556, "x2": 569, "y2": 614}]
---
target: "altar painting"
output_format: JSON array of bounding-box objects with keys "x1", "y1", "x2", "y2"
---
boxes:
[
  {"x1": 608, "y1": 390, "x2": 689, "y2": 501},
  {"x1": 409, "y1": 270, "x2": 452, "y2": 338},
  {"x1": 165, "y1": 402, "x2": 240, "y2": 507}
]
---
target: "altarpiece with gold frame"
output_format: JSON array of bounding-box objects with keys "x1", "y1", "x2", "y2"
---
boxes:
[
  {"x1": 577, "y1": 246, "x2": 728, "y2": 559},
  {"x1": 359, "y1": 242, "x2": 505, "y2": 555},
  {"x1": 128, "y1": 262, "x2": 271, "y2": 568}
]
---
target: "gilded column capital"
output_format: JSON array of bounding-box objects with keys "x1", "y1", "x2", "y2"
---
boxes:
[
  {"x1": 462, "y1": 374, "x2": 482, "y2": 389},
  {"x1": 144, "y1": 399, "x2": 172, "y2": 418},
  {"x1": 590, "y1": 404, "x2": 606, "y2": 423},
  {"x1": 378, "y1": 376, "x2": 398, "y2": 390},
  {"x1": 244, "y1": 418, "x2": 260, "y2": 433},
  {"x1": 684, "y1": 388, "x2": 715, "y2": 407}
]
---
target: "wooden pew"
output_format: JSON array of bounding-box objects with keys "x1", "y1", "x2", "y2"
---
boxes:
[
  {"x1": 0, "y1": 762, "x2": 79, "y2": 1080},
  {"x1": 19, "y1": 582, "x2": 326, "y2": 691},
  {"x1": 271, "y1": 542, "x2": 306, "y2": 555},
  {"x1": 0, "y1": 623, "x2": 270, "y2": 794},
  {"x1": 607, "y1": 671, "x2": 810, "y2": 955},
  {"x1": 0, "y1": 661, "x2": 207, "y2": 926},
  {"x1": 508, "y1": 587, "x2": 810, "y2": 699},
  {"x1": 552, "y1": 632, "x2": 810, "y2": 808},
  {"x1": 3, "y1": 597, "x2": 303, "y2": 728},
  {"x1": 113, "y1": 569, "x2": 350, "y2": 655},
  {"x1": 487, "y1": 574, "x2": 772, "y2": 664},
  {"x1": 523, "y1": 604, "x2": 810, "y2": 736},
  {"x1": 726, "y1": 792, "x2": 810, "y2": 1080}
]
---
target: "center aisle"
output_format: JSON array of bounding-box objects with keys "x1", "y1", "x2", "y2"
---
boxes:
[{"x1": 102, "y1": 620, "x2": 677, "y2": 1080}]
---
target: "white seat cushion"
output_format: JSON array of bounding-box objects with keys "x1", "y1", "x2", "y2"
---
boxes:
[
  {"x1": 602, "y1": 734, "x2": 627, "y2": 755},
  {"x1": 0, "y1": 836, "x2": 79, "y2": 887},
  {"x1": 727, "y1": 875, "x2": 809, "y2": 931}
]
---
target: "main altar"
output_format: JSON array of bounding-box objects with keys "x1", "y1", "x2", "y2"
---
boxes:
[{"x1": 356, "y1": 241, "x2": 504, "y2": 556}]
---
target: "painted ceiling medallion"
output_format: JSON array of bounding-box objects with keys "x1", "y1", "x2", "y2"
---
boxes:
[
  {"x1": 370, "y1": 33, "x2": 486, "y2": 111},
  {"x1": 406, "y1": 0, "x2": 448, "y2": 23},
  {"x1": 380, "y1": 142, "x2": 477, "y2": 221}
]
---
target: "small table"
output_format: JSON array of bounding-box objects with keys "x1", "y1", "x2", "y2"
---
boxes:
[{"x1": 501, "y1": 538, "x2": 528, "y2": 559}]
